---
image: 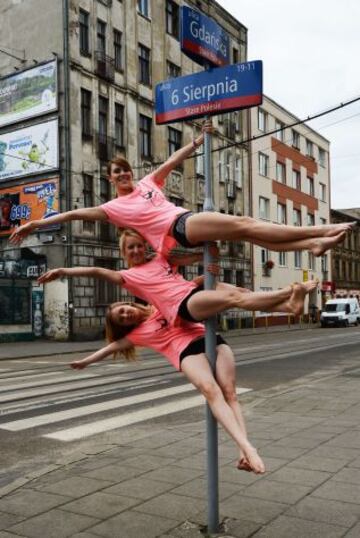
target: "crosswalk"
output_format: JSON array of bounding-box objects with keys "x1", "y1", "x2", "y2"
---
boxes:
[{"x1": 0, "y1": 362, "x2": 252, "y2": 443}]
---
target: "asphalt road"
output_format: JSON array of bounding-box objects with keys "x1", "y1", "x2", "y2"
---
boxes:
[{"x1": 0, "y1": 326, "x2": 359, "y2": 489}]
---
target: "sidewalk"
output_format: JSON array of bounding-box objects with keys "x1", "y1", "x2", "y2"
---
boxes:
[
  {"x1": 1, "y1": 354, "x2": 360, "y2": 537},
  {"x1": 0, "y1": 322, "x2": 317, "y2": 360}
]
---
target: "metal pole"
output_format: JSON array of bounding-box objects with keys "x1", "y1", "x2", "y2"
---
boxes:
[{"x1": 203, "y1": 114, "x2": 219, "y2": 534}]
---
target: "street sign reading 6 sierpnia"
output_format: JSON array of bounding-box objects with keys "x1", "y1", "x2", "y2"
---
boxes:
[{"x1": 155, "y1": 61, "x2": 263, "y2": 125}]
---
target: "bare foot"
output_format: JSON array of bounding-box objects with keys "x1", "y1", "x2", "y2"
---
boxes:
[
  {"x1": 286, "y1": 281, "x2": 319, "y2": 315},
  {"x1": 237, "y1": 457, "x2": 252, "y2": 472},
  {"x1": 324, "y1": 222, "x2": 356, "y2": 237},
  {"x1": 310, "y1": 231, "x2": 346, "y2": 256},
  {"x1": 243, "y1": 447, "x2": 265, "y2": 474}
]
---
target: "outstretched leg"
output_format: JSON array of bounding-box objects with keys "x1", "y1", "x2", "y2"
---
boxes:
[
  {"x1": 185, "y1": 212, "x2": 354, "y2": 246},
  {"x1": 181, "y1": 352, "x2": 265, "y2": 474},
  {"x1": 251, "y1": 231, "x2": 346, "y2": 257}
]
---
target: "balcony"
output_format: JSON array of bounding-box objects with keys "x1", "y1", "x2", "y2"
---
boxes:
[
  {"x1": 97, "y1": 133, "x2": 115, "y2": 162},
  {"x1": 95, "y1": 51, "x2": 115, "y2": 82}
]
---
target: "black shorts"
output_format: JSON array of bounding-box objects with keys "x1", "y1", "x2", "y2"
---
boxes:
[
  {"x1": 179, "y1": 335, "x2": 228, "y2": 363},
  {"x1": 172, "y1": 211, "x2": 203, "y2": 249},
  {"x1": 178, "y1": 286, "x2": 204, "y2": 322}
]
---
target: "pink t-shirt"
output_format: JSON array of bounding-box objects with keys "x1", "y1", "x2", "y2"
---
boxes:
[
  {"x1": 101, "y1": 173, "x2": 187, "y2": 254},
  {"x1": 126, "y1": 308, "x2": 205, "y2": 370},
  {"x1": 119, "y1": 254, "x2": 198, "y2": 325}
]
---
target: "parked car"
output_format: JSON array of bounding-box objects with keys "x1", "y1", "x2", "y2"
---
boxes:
[{"x1": 320, "y1": 298, "x2": 360, "y2": 328}]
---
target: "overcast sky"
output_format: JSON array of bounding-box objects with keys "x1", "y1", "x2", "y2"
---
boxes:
[{"x1": 217, "y1": 0, "x2": 360, "y2": 209}]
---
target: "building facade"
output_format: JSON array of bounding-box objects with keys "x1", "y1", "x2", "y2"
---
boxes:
[
  {"x1": 0, "y1": 0, "x2": 252, "y2": 340},
  {"x1": 250, "y1": 95, "x2": 331, "y2": 325},
  {"x1": 331, "y1": 208, "x2": 360, "y2": 300}
]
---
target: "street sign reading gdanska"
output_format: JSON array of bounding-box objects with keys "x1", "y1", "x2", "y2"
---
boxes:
[
  {"x1": 155, "y1": 61, "x2": 263, "y2": 124},
  {"x1": 180, "y1": 6, "x2": 230, "y2": 67}
]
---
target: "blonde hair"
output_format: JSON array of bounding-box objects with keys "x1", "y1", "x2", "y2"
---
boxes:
[
  {"x1": 105, "y1": 301, "x2": 151, "y2": 362},
  {"x1": 119, "y1": 229, "x2": 146, "y2": 260}
]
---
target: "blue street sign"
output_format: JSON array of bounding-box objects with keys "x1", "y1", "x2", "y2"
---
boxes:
[
  {"x1": 155, "y1": 61, "x2": 263, "y2": 124},
  {"x1": 180, "y1": 6, "x2": 230, "y2": 67}
]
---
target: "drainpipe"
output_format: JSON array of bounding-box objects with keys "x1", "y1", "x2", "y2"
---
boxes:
[{"x1": 62, "y1": 0, "x2": 74, "y2": 340}]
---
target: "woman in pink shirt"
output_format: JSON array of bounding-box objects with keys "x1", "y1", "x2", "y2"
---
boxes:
[
  {"x1": 70, "y1": 300, "x2": 265, "y2": 475},
  {"x1": 10, "y1": 121, "x2": 353, "y2": 253},
  {"x1": 38, "y1": 230, "x2": 319, "y2": 325}
]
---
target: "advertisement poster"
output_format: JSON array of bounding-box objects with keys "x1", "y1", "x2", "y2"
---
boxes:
[
  {"x1": 0, "y1": 60, "x2": 57, "y2": 128},
  {"x1": 0, "y1": 176, "x2": 60, "y2": 236},
  {"x1": 0, "y1": 119, "x2": 58, "y2": 181}
]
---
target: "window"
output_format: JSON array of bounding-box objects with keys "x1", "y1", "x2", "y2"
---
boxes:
[
  {"x1": 83, "y1": 174, "x2": 94, "y2": 233},
  {"x1": 168, "y1": 127, "x2": 181, "y2": 156},
  {"x1": 321, "y1": 254, "x2": 328, "y2": 273},
  {"x1": 81, "y1": 89, "x2": 92, "y2": 138},
  {"x1": 95, "y1": 258, "x2": 117, "y2": 304},
  {"x1": 233, "y1": 48, "x2": 239, "y2": 63},
  {"x1": 294, "y1": 251, "x2": 302, "y2": 269},
  {"x1": 307, "y1": 213, "x2": 315, "y2": 226},
  {"x1": 319, "y1": 183, "x2": 326, "y2": 202},
  {"x1": 292, "y1": 169, "x2": 301, "y2": 190},
  {"x1": 98, "y1": 96, "x2": 108, "y2": 140},
  {"x1": 79, "y1": 9, "x2": 90, "y2": 55},
  {"x1": 236, "y1": 270, "x2": 244, "y2": 287},
  {"x1": 308, "y1": 252, "x2": 315, "y2": 270},
  {"x1": 293, "y1": 208, "x2": 302, "y2": 226},
  {"x1": 259, "y1": 196, "x2": 270, "y2": 220},
  {"x1": 197, "y1": 203, "x2": 203, "y2": 213},
  {"x1": 307, "y1": 176, "x2": 314, "y2": 196},
  {"x1": 99, "y1": 178, "x2": 115, "y2": 242},
  {"x1": 195, "y1": 148, "x2": 204, "y2": 176},
  {"x1": 223, "y1": 269, "x2": 232, "y2": 284},
  {"x1": 320, "y1": 217, "x2": 327, "y2": 225},
  {"x1": 277, "y1": 203, "x2": 287, "y2": 224},
  {"x1": 137, "y1": 0, "x2": 149, "y2": 17},
  {"x1": 259, "y1": 152, "x2": 269, "y2": 176},
  {"x1": 292, "y1": 129, "x2": 300, "y2": 149},
  {"x1": 166, "y1": 0, "x2": 180, "y2": 39},
  {"x1": 235, "y1": 157, "x2": 242, "y2": 188},
  {"x1": 275, "y1": 119, "x2": 285, "y2": 141},
  {"x1": 276, "y1": 162, "x2": 286, "y2": 183},
  {"x1": 113, "y1": 30, "x2": 122, "y2": 70},
  {"x1": 258, "y1": 108, "x2": 267, "y2": 131},
  {"x1": 167, "y1": 60, "x2": 181, "y2": 78},
  {"x1": 306, "y1": 139, "x2": 313, "y2": 157},
  {"x1": 279, "y1": 252, "x2": 287, "y2": 267},
  {"x1": 225, "y1": 151, "x2": 232, "y2": 181},
  {"x1": 139, "y1": 114, "x2": 152, "y2": 158},
  {"x1": 169, "y1": 196, "x2": 183, "y2": 207},
  {"x1": 319, "y1": 147, "x2": 326, "y2": 167},
  {"x1": 261, "y1": 248, "x2": 270, "y2": 264},
  {"x1": 138, "y1": 44, "x2": 151, "y2": 85},
  {"x1": 97, "y1": 19, "x2": 106, "y2": 54},
  {"x1": 114, "y1": 103, "x2": 124, "y2": 149}
]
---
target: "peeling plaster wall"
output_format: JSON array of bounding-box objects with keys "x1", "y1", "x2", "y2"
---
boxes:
[{"x1": 44, "y1": 279, "x2": 69, "y2": 340}]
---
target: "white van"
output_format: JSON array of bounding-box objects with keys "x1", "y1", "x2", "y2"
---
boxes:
[{"x1": 320, "y1": 298, "x2": 360, "y2": 327}]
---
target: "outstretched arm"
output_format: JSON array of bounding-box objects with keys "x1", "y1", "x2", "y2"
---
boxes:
[
  {"x1": 38, "y1": 266, "x2": 123, "y2": 286},
  {"x1": 71, "y1": 339, "x2": 132, "y2": 369},
  {"x1": 9, "y1": 207, "x2": 107, "y2": 245},
  {"x1": 152, "y1": 120, "x2": 213, "y2": 187}
]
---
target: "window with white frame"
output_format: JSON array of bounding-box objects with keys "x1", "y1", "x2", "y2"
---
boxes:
[
  {"x1": 307, "y1": 213, "x2": 315, "y2": 226},
  {"x1": 293, "y1": 208, "x2": 302, "y2": 226},
  {"x1": 235, "y1": 156, "x2": 242, "y2": 188},
  {"x1": 258, "y1": 108, "x2": 267, "y2": 131},
  {"x1": 306, "y1": 176, "x2": 314, "y2": 196},
  {"x1": 276, "y1": 162, "x2": 286, "y2": 183},
  {"x1": 319, "y1": 183, "x2": 326, "y2": 202},
  {"x1": 319, "y1": 147, "x2": 326, "y2": 167},
  {"x1": 259, "y1": 196, "x2": 270, "y2": 220},
  {"x1": 277, "y1": 203, "x2": 287, "y2": 224},
  {"x1": 261, "y1": 248, "x2": 270, "y2": 264},
  {"x1": 292, "y1": 129, "x2": 300, "y2": 149},
  {"x1": 259, "y1": 152, "x2": 269, "y2": 176},
  {"x1": 294, "y1": 251, "x2": 302, "y2": 269},
  {"x1": 275, "y1": 119, "x2": 285, "y2": 141},
  {"x1": 308, "y1": 252, "x2": 315, "y2": 270},
  {"x1": 138, "y1": 0, "x2": 150, "y2": 18},
  {"x1": 292, "y1": 169, "x2": 301, "y2": 190},
  {"x1": 279, "y1": 251, "x2": 287, "y2": 267},
  {"x1": 306, "y1": 139, "x2": 313, "y2": 157},
  {"x1": 225, "y1": 151, "x2": 232, "y2": 181}
]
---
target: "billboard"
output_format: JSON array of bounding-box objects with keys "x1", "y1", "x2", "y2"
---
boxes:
[
  {"x1": 0, "y1": 176, "x2": 60, "y2": 236},
  {"x1": 156, "y1": 61, "x2": 263, "y2": 124},
  {"x1": 180, "y1": 6, "x2": 230, "y2": 67},
  {"x1": 0, "y1": 119, "x2": 58, "y2": 182},
  {"x1": 0, "y1": 60, "x2": 57, "y2": 128}
]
